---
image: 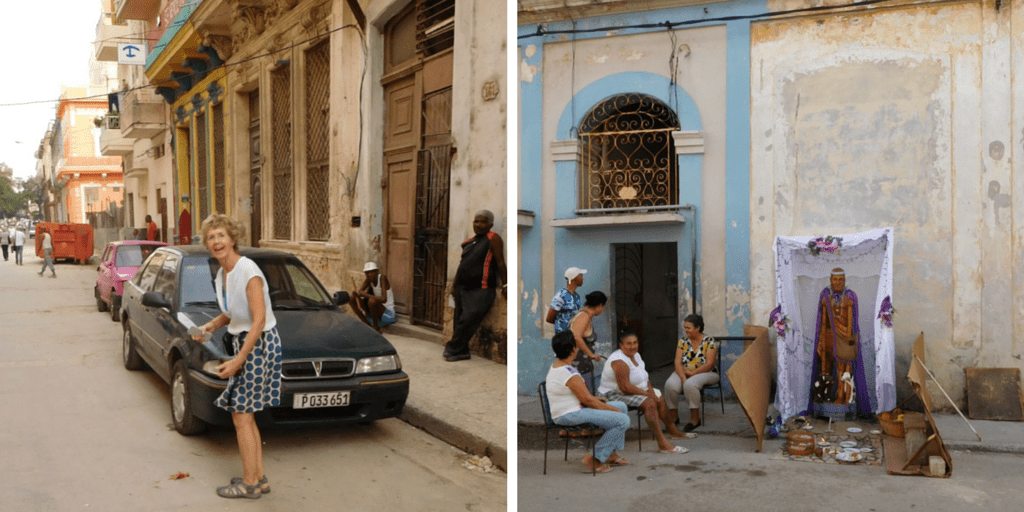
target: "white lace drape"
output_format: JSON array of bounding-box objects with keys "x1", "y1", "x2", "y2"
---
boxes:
[{"x1": 773, "y1": 227, "x2": 896, "y2": 421}]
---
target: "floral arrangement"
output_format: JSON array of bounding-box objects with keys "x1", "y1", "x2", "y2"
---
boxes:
[
  {"x1": 877, "y1": 295, "x2": 895, "y2": 328},
  {"x1": 807, "y1": 235, "x2": 843, "y2": 256},
  {"x1": 769, "y1": 305, "x2": 789, "y2": 337}
]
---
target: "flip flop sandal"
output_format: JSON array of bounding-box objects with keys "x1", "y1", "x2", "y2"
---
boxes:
[
  {"x1": 216, "y1": 481, "x2": 262, "y2": 499},
  {"x1": 580, "y1": 462, "x2": 612, "y2": 474},
  {"x1": 230, "y1": 475, "x2": 270, "y2": 494},
  {"x1": 659, "y1": 445, "x2": 689, "y2": 454}
]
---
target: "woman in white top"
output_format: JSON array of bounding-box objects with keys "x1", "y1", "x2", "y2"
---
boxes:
[
  {"x1": 546, "y1": 330, "x2": 630, "y2": 473},
  {"x1": 194, "y1": 214, "x2": 281, "y2": 500},
  {"x1": 598, "y1": 330, "x2": 690, "y2": 453}
]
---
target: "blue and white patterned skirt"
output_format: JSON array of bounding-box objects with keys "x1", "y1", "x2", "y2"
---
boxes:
[{"x1": 215, "y1": 327, "x2": 283, "y2": 413}]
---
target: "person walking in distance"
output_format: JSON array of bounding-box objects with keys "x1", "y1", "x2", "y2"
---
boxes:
[
  {"x1": 442, "y1": 210, "x2": 507, "y2": 362},
  {"x1": 1, "y1": 224, "x2": 10, "y2": 261},
  {"x1": 37, "y1": 227, "x2": 55, "y2": 278},
  {"x1": 146, "y1": 215, "x2": 158, "y2": 241},
  {"x1": 13, "y1": 225, "x2": 26, "y2": 265}
]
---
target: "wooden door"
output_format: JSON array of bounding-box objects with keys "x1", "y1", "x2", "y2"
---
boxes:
[{"x1": 383, "y1": 76, "x2": 419, "y2": 315}]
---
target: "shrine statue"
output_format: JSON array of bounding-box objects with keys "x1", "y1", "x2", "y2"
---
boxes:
[{"x1": 811, "y1": 268, "x2": 870, "y2": 416}]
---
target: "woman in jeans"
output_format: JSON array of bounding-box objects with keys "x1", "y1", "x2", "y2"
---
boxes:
[{"x1": 545, "y1": 330, "x2": 630, "y2": 473}]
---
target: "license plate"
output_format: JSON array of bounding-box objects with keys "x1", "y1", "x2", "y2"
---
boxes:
[{"x1": 293, "y1": 391, "x2": 350, "y2": 409}]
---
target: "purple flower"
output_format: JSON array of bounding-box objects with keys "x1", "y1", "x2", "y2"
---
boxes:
[
  {"x1": 877, "y1": 296, "x2": 895, "y2": 328},
  {"x1": 807, "y1": 236, "x2": 844, "y2": 256}
]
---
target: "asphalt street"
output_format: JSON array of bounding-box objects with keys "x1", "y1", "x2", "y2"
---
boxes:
[
  {"x1": 518, "y1": 434, "x2": 1024, "y2": 512},
  {"x1": 0, "y1": 254, "x2": 505, "y2": 512}
]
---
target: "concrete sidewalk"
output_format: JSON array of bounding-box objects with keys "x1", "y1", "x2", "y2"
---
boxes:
[
  {"x1": 518, "y1": 393, "x2": 1024, "y2": 454},
  {"x1": 381, "y1": 323, "x2": 508, "y2": 471}
]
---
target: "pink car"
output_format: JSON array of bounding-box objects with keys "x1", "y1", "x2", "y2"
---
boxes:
[{"x1": 95, "y1": 240, "x2": 168, "y2": 321}]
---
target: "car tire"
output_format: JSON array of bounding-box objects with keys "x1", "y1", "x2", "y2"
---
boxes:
[
  {"x1": 171, "y1": 360, "x2": 207, "y2": 435},
  {"x1": 122, "y1": 326, "x2": 145, "y2": 371},
  {"x1": 95, "y1": 286, "x2": 108, "y2": 312},
  {"x1": 110, "y1": 294, "x2": 121, "y2": 322}
]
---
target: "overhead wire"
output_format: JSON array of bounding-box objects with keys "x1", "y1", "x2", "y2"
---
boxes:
[{"x1": 517, "y1": 0, "x2": 902, "y2": 40}]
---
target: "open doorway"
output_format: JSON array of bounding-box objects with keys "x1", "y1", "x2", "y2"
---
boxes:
[{"x1": 614, "y1": 242, "x2": 678, "y2": 369}]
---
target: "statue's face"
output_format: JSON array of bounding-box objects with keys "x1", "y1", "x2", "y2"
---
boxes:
[{"x1": 830, "y1": 274, "x2": 846, "y2": 292}]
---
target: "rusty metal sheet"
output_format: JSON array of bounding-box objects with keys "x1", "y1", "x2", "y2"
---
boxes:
[{"x1": 965, "y1": 368, "x2": 1024, "y2": 421}]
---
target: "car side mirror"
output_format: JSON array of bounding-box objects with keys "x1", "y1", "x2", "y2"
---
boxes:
[
  {"x1": 141, "y1": 291, "x2": 172, "y2": 310},
  {"x1": 333, "y1": 291, "x2": 350, "y2": 306}
]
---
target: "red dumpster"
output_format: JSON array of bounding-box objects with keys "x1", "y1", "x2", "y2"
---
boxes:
[{"x1": 35, "y1": 222, "x2": 94, "y2": 265}]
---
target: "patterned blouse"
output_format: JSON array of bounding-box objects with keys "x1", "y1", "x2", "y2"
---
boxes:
[{"x1": 676, "y1": 335, "x2": 718, "y2": 371}]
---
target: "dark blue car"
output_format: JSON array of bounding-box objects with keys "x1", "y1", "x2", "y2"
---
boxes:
[{"x1": 120, "y1": 245, "x2": 409, "y2": 435}]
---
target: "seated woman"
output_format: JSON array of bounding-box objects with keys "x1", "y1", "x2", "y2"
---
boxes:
[
  {"x1": 569, "y1": 291, "x2": 607, "y2": 392},
  {"x1": 546, "y1": 330, "x2": 631, "y2": 474},
  {"x1": 598, "y1": 330, "x2": 690, "y2": 453},
  {"x1": 664, "y1": 313, "x2": 719, "y2": 432}
]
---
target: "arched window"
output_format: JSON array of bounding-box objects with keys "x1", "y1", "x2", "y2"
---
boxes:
[{"x1": 578, "y1": 94, "x2": 679, "y2": 211}]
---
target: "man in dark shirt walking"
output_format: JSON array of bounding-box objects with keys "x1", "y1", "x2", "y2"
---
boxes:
[{"x1": 442, "y1": 210, "x2": 507, "y2": 362}]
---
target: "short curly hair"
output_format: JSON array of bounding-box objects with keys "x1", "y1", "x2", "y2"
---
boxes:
[{"x1": 200, "y1": 213, "x2": 245, "y2": 252}]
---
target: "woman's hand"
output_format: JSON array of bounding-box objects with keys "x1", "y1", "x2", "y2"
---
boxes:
[
  {"x1": 216, "y1": 356, "x2": 244, "y2": 379},
  {"x1": 589, "y1": 353, "x2": 602, "y2": 362}
]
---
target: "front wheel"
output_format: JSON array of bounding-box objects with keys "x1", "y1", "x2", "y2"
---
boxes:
[{"x1": 171, "y1": 360, "x2": 207, "y2": 435}]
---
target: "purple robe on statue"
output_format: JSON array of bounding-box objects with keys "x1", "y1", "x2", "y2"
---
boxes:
[{"x1": 810, "y1": 287, "x2": 871, "y2": 417}]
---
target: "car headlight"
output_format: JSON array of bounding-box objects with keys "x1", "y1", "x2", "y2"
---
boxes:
[{"x1": 355, "y1": 354, "x2": 401, "y2": 374}]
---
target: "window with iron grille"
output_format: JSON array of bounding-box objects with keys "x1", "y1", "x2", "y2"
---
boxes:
[
  {"x1": 196, "y1": 111, "x2": 209, "y2": 221},
  {"x1": 416, "y1": 0, "x2": 454, "y2": 57},
  {"x1": 305, "y1": 40, "x2": 330, "y2": 242},
  {"x1": 272, "y1": 65, "x2": 293, "y2": 239},
  {"x1": 213, "y1": 103, "x2": 226, "y2": 214},
  {"x1": 578, "y1": 93, "x2": 679, "y2": 211}
]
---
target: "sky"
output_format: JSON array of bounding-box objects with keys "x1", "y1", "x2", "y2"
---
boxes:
[{"x1": 0, "y1": 1, "x2": 101, "y2": 180}]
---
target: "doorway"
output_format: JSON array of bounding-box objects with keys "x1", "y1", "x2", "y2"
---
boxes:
[{"x1": 614, "y1": 243, "x2": 678, "y2": 369}]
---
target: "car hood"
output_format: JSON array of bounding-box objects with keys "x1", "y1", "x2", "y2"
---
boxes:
[{"x1": 178, "y1": 307, "x2": 397, "y2": 360}]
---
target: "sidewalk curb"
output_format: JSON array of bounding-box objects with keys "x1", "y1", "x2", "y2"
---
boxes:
[{"x1": 401, "y1": 403, "x2": 507, "y2": 472}]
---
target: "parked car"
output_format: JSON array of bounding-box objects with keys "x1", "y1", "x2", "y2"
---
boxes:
[
  {"x1": 119, "y1": 245, "x2": 409, "y2": 435},
  {"x1": 95, "y1": 240, "x2": 168, "y2": 321}
]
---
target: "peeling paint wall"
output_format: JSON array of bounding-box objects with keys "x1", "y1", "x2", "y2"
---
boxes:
[
  {"x1": 750, "y1": 0, "x2": 1024, "y2": 409},
  {"x1": 517, "y1": 1, "x2": 763, "y2": 395}
]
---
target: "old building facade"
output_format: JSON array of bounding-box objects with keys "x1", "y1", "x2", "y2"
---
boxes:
[
  {"x1": 111, "y1": 0, "x2": 507, "y2": 361},
  {"x1": 518, "y1": 0, "x2": 1024, "y2": 410}
]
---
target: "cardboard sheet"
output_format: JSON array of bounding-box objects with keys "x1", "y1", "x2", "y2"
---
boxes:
[
  {"x1": 887, "y1": 332, "x2": 952, "y2": 477},
  {"x1": 727, "y1": 325, "x2": 773, "y2": 452}
]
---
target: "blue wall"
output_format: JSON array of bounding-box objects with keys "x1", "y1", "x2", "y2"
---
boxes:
[{"x1": 518, "y1": 1, "x2": 766, "y2": 396}]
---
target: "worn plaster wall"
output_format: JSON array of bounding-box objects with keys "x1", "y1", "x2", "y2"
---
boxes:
[
  {"x1": 750, "y1": 0, "x2": 1023, "y2": 409},
  {"x1": 517, "y1": 1, "x2": 764, "y2": 394}
]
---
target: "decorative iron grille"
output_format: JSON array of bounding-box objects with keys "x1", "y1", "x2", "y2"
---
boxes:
[
  {"x1": 413, "y1": 143, "x2": 452, "y2": 329},
  {"x1": 196, "y1": 111, "x2": 209, "y2": 222},
  {"x1": 249, "y1": 90, "x2": 262, "y2": 246},
  {"x1": 305, "y1": 41, "x2": 330, "y2": 242},
  {"x1": 416, "y1": 0, "x2": 454, "y2": 57},
  {"x1": 272, "y1": 66, "x2": 292, "y2": 239},
  {"x1": 213, "y1": 103, "x2": 226, "y2": 214},
  {"x1": 578, "y1": 93, "x2": 679, "y2": 210}
]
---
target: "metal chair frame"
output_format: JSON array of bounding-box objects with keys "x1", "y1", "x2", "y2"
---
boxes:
[{"x1": 538, "y1": 381, "x2": 599, "y2": 475}]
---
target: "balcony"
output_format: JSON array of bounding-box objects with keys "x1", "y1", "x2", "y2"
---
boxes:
[
  {"x1": 95, "y1": 12, "x2": 131, "y2": 62},
  {"x1": 99, "y1": 114, "x2": 132, "y2": 156},
  {"x1": 121, "y1": 88, "x2": 167, "y2": 139},
  {"x1": 116, "y1": 0, "x2": 161, "y2": 20}
]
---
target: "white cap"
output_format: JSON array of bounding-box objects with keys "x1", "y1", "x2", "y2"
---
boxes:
[
  {"x1": 362, "y1": 262, "x2": 379, "y2": 272},
  {"x1": 564, "y1": 267, "x2": 587, "y2": 281}
]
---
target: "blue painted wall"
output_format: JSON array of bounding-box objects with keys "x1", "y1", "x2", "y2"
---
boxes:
[{"x1": 517, "y1": 1, "x2": 766, "y2": 396}]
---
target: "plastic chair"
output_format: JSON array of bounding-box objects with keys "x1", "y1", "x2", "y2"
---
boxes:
[{"x1": 538, "y1": 381, "x2": 598, "y2": 475}]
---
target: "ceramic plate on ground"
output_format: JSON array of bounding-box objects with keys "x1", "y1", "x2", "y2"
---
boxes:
[
  {"x1": 802, "y1": 425, "x2": 814, "y2": 430},
  {"x1": 870, "y1": 430, "x2": 882, "y2": 435},
  {"x1": 859, "y1": 447, "x2": 873, "y2": 453},
  {"x1": 836, "y1": 452, "x2": 863, "y2": 462},
  {"x1": 847, "y1": 427, "x2": 863, "y2": 433},
  {"x1": 840, "y1": 441, "x2": 858, "y2": 448},
  {"x1": 844, "y1": 448, "x2": 861, "y2": 454}
]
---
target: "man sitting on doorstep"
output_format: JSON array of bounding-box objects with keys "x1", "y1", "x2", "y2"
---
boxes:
[{"x1": 351, "y1": 262, "x2": 396, "y2": 332}]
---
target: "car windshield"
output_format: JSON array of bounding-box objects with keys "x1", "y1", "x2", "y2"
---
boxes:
[
  {"x1": 115, "y1": 244, "x2": 165, "y2": 267},
  {"x1": 184, "y1": 255, "x2": 334, "y2": 309},
  {"x1": 180, "y1": 257, "x2": 219, "y2": 306}
]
